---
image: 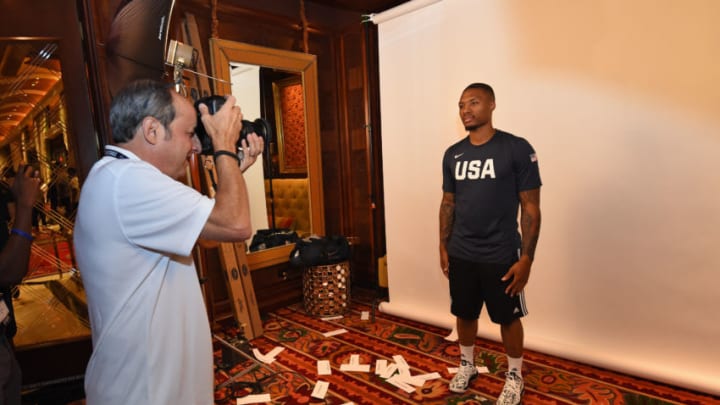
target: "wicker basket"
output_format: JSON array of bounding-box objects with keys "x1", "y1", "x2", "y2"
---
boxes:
[{"x1": 302, "y1": 261, "x2": 351, "y2": 317}]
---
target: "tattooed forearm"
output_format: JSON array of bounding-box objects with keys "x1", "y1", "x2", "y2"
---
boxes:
[
  {"x1": 519, "y1": 188, "x2": 541, "y2": 261},
  {"x1": 439, "y1": 192, "x2": 455, "y2": 245},
  {"x1": 520, "y1": 211, "x2": 540, "y2": 260}
]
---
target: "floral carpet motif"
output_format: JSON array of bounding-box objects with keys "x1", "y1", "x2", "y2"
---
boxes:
[
  {"x1": 213, "y1": 300, "x2": 720, "y2": 404},
  {"x1": 28, "y1": 235, "x2": 74, "y2": 278}
]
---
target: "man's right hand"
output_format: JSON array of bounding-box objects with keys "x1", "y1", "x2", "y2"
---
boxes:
[
  {"x1": 197, "y1": 95, "x2": 244, "y2": 153},
  {"x1": 439, "y1": 245, "x2": 449, "y2": 278},
  {"x1": 12, "y1": 165, "x2": 41, "y2": 210}
]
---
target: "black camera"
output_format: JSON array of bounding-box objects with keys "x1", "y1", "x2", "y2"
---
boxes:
[{"x1": 194, "y1": 95, "x2": 271, "y2": 155}]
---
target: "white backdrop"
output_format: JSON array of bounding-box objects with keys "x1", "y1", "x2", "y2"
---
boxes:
[
  {"x1": 376, "y1": 0, "x2": 720, "y2": 395},
  {"x1": 231, "y1": 63, "x2": 268, "y2": 235}
]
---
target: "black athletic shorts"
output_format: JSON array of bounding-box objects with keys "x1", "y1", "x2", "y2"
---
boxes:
[{"x1": 448, "y1": 255, "x2": 528, "y2": 324}]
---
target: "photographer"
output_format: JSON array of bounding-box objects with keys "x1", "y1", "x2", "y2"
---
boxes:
[{"x1": 73, "y1": 79, "x2": 263, "y2": 405}]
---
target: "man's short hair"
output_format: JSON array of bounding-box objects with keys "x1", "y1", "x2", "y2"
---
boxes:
[
  {"x1": 463, "y1": 82, "x2": 495, "y2": 101},
  {"x1": 109, "y1": 79, "x2": 176, "y2": 143}
]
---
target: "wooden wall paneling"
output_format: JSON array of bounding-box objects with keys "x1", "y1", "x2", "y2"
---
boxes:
[
  {"x1": 250, "y1": 262, "x2": 303, "y2": 313},
  {"x1": 181, "y1": 13, "x2": 213, "y2": 98},
  {"x1": 81, "y1": 0, "x2": 113, "y2": 164},
  {"x1": 171, "y1": 1, "x2": 213, "y2": 76},
  {"x1": 333, "y1": 33, "x2": 353, "y2": 242},
  {"x1": 86, "y1": 0, "x2": 126, "y2": 151},
  {"x1": 316, "y1": 35, "x2": 346, "y2": 236},
  {"x1": 364, "y1": 23, "x2": 388, "y2": 268},
  {"x1": 309, "y1": 23, "x2": 356, "y2": 241},
  {"x1": 181, "y1": 0, "x2": 362, "y2": 34},
  {"x1": 172, "y1": 0, "x2": 386, "y2": 305},
  {"x1": 184, "y1": 0, "x2": 306, "y2": 52},
  {"x1": 344, "y1": 22, "x2": 388, "y2": 290},
  {"x1": 340, "y1": 28, "x2": 376, "y2": 287}
]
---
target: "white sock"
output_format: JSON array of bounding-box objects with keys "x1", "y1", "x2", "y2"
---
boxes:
[
  {"x1": 507, "y1": 355, "x2": 523, "y2": 377},
  {"x1": 460, "y1": 344, "x2": 475, "y2": 366}
]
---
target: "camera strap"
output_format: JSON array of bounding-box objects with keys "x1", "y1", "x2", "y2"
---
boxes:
[{"x1": 104, "y1": 148, "x2": 128, "y2": 159}]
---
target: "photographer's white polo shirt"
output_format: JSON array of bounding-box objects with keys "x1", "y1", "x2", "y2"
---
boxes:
[{"x1": 74, "y1": 146, "x2": 215, "y2": 405}]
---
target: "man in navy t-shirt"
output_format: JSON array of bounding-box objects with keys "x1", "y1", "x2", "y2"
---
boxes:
[{"x1": 439, "y1": 83, "x2": 541, "y2": 405}]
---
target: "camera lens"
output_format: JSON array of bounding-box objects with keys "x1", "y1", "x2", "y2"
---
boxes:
[{"x1": 194, "y1": 95, "x2": 271, "y2": 155}]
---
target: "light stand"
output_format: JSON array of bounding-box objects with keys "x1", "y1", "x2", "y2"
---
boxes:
[
  {"x1": 264, "y1": 129, "x2": 276, "y2": 231},
  {"x1": 213, "y1": 333, "x2": 288, "y2": 391},
  {"x1": 165, "y1": 39, "x2": 198, "y2": 95}
]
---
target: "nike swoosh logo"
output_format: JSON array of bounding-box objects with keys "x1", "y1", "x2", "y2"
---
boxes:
[{"x1": 454, "y1": 153, "x2": 464, "y2": 159}]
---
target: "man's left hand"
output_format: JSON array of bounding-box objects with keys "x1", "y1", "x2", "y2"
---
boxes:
[{"x1": 238, "y1": 133, "x2": 265, "y2": 172}]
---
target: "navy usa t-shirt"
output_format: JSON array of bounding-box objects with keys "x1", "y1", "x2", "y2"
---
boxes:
[{"x1": 442, "y1": 130, "x2": 542, "y2": 264}]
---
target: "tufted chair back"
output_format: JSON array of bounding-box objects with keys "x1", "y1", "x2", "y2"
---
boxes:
[{"x1": 265, "y1": 178, "x2": 311, "y2": 235}]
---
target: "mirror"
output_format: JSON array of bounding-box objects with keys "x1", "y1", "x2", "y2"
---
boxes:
[
  {"x1": 209, "y1": 39, "x2": 325, "y2": 266},
  {"x1": 0, "y1": 40, "x2": 89, "y2": 348}
]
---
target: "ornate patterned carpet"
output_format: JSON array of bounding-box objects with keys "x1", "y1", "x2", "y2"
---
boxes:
[{"x1": 212, "y1": 300, "x2": 720, "y2": 405}]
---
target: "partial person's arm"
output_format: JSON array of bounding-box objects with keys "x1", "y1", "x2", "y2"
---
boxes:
[
  {"x1": 0, "y1": 165, "x2": 41, "y2": 286},
  {"x1": 502, "y1": 187, "x2": 541, "y2": 296},
  {"x1": 439, "y1": 192, "x2": 455, "y2": 278},
  {"x1": 197, "y1": 96, "x2": 264, "y2": 242}
]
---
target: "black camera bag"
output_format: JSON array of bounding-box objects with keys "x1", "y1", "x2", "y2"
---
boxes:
[
  {"x1": 289, "y1": 235, "x2": 350, "y2": 267},
  {"x1": 248, "y1": 228, "x2": 299, "y2": 252}
]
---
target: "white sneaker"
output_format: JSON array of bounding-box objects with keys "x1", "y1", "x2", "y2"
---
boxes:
[
  {"x1": 449, "y1": 360, "x2": 478, "y2": 393},
  {"x1": 496, "y1": 370, "x2": 524, "y2": 404}
]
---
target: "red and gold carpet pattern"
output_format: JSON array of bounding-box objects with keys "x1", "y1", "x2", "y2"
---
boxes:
[
  {"x1": 213, "y1": 301, "x2": 720, "y2": 404},
  {"x1": 27, "y1": 234, "x2": 74, "y2": 278}
]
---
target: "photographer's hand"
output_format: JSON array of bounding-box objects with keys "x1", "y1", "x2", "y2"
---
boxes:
[
  {"x1": 198, "y1": 96, "x2": 253, "y2": 242},
  {"x1": 238, "y1": 133, "x2": 265, "y2": 172},
  {"x1": 198, "y1": 95, "x2": 243, "y2": 153}
]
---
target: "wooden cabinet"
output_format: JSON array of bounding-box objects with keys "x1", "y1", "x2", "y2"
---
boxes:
[
  {"x1": 201, "y1": 244, "x2": 304, "y2": 322},
  {"x1": 251, "y1": 262, "x2": 303, "y2": 314}
]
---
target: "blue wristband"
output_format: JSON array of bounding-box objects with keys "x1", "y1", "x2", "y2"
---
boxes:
[{"x1": 10, "y1": 228, "x2": 33, "y2": 242}]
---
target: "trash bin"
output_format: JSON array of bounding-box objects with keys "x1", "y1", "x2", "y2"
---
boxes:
[{"x1": 302, "y1": 260, "x2": 351, "y2": 317}]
